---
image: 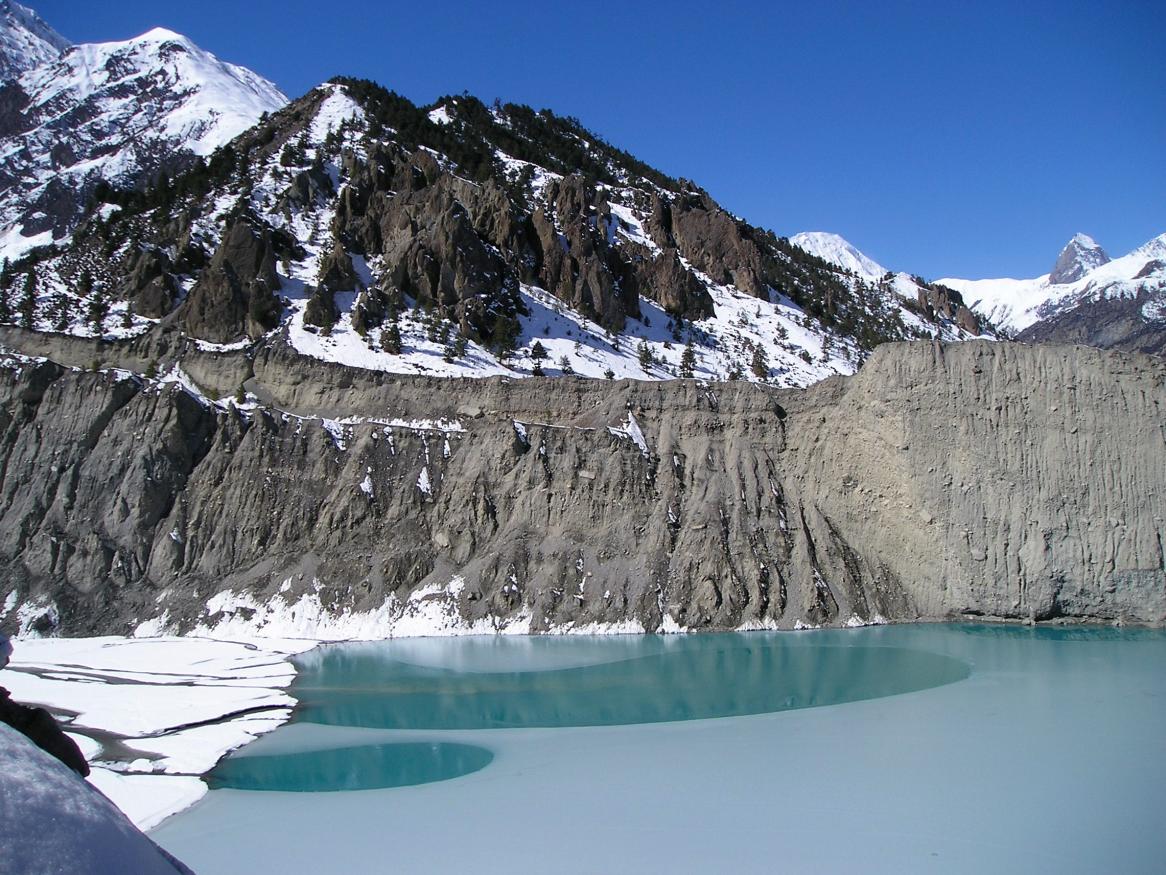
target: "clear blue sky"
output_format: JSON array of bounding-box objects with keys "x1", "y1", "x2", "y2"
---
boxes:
[{"x1": 34, "y1": 0, "x2": 1165, "y2": 279}]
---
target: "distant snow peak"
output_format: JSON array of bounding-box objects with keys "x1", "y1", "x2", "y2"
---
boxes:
[
  {"x1": 1131, "y1": 232, "x2": 1166, "y2": 262},
  {"x1": 790, "y1": 231, "x2": 887, "y2": 283},
  {"x1": 941, "y1": 231, "x2": 1166, "y2": 336},
  {"x1": 1049, "y1": 232, "x2": 1110, "y2": 285},
  {"x1": 0, "y1": 0, "x2": 69, "y2": 80}
]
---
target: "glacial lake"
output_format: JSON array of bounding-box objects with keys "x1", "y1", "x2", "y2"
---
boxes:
[{"x1": 154, "y1": 624, "x2": 1166, "y2": 873}]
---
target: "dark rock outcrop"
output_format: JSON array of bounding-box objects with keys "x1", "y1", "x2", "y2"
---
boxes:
[
  {"x1": 302, "y1": 284, "x2": 338, "y2": 329},
  {"x1": 119, "y1": 247, "x2": 177, "y2": 318},
  {"x1": 666, "y1": 189, "x2": 770, "y2": 299},
  {"x1": 637, "y1": 248, "x2": 714, "y2": 319},
  {"x1": 917, "y1": 283, "x2": 980, "y2": 335},
  {"x1": 316, "y1": 241, "x2": 360, "y2": 293},
  {"x1": 1019, "y1": 288, "x2": 1166, "y2": 357},
  {"x1": 179, "y1": 219, "x2": 282, "y2": 342}
]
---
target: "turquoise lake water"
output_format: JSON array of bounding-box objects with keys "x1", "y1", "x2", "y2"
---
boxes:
[
  {"x1": 160, "y1": 624, "x2": 1166, "y2": 874},
  {"x1": 208, "y1": 632, "x2": 970, "y2": 791}
]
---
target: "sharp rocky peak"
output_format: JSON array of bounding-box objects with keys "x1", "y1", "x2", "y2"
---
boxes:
[{"x1": 1049, "y1": 232, "x2": 1110, "y2": 285}]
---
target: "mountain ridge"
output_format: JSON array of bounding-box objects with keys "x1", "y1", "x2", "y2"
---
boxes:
[
  {"x1": 0, "y1": 72, "x2": 985, "y2": 390},
  {"x1": 939, "y1": 232, "x2": 1166, "y2": 353},
  {"x1": 0, "y1": 18, "x2": 285, "y2": 262}
]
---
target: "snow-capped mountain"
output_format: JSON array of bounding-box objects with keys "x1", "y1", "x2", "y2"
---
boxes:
[
  {"x1": 0, "y1": 22, "x2": 286, "y2": 261},
  {"x1": 0, "y1": 0, "x2": 67, "y2": 80},
  {"x1": 790, "y1": 230, "x2": 984, "y2": 336},
  {"x1": 790, "y1": 231, "x2": 888, "y2": 283},
  {"x1": 940, "y1": 233, "x2": 1166, "y2": 354},
  {"x1": 0, "y1": 78, "x2": 986, "y2": 391}
]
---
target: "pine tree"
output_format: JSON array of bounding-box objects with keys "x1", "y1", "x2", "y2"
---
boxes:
[
  {"x1": 52, "y1": 294, "x2": 71, "y2": 332},
  {"x1": 750, "y1": 345, "x2": 770, "y2": 380},
  {"x1": 425, "y1": 308, "x2": 441, "y2": 342},
  {"x1": 680, "y1": 341, "x2": 697, "y2": 379},
  {"x1": 381, "y1": 319, "x2": 403, "y2": 354},
  {"x1": 492, "y1": 314, "x2": 520, "y2": 361},
  {"x1": 19, "y1": 272, "x2": 37, "y2": 329},
  {"x1": 604, "y1": 368, "x2": 615, "y2": 380},
  {"x1": 87, "y1": 291, "x2": 109, "y2": 337},
  {"x1": 557, "y1": 354, "x2": 574, "y2": 376},
  {"x1": 530, "y1": 340, "x2": 547, "y2": 376},
  {"x1": 121, "y1": 300, "x2": 134, "y2": 330},
  {"x1": 0, "y1": 262, "x2": 11, "y2": 323},
  {"x1": 637, "y1": 341, "x2": 653, "y2": 370}
]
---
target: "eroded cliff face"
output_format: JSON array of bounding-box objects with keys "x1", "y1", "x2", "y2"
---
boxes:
[{"x1": 0, "y1": 338, "x2": 1162, "y2": 636}]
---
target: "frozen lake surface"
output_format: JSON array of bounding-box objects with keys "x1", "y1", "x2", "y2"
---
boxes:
[{"x1": 153, "y1": 624, "x2": 1166, "y2": 873}]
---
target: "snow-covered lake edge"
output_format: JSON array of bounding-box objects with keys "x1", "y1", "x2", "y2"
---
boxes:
[
  {"x1": 2, "y1": 634, "x2": 316, "y2": 831},
  {"x1": 1, "y1": 602, "x2": 690, "y2": 833}
]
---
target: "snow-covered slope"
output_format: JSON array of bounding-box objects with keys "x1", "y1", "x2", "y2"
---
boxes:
[
  {"x1": 0, "y1": 24, "x2": 286, "y2": 261},
  {"x1": 6, "y1": 78, "x2": 989, "y2": 391},
  {"x1": 790, "y1": 231, "x2": 888, "y2": 283},
  {"x1": 0, "y1": 0, "x2": 68, "y2": 81},
  {"x1": 941, "y1": 232, "x2": 1166, "y2": 335}
]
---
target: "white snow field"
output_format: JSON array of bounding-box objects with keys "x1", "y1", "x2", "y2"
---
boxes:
[
  {"x1": 149, "y1": 625, "x2": 1166, "y2": 875},
  {"x1": 1, "y1": 635, "x2": 315, "y2": 830}
]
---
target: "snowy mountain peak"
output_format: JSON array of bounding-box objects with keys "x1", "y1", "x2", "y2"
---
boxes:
[
  {"x1": 0, "y1": 24, "x2": 287, "y2": 260},
  {"x1": 20, "y1": 26, "x2": 289, "y2": 156},
  {"x1": 1131, "y1": 232, "x2": 1166, "y2": 262},
  {"x1": 0, "y1": 0, "x2": 69, "y2": 80},
  {"x1": 1049, "y1": 232, "x2": 1109, "y2": 285},
  {"x1": 789, "y1": 231, "x2": 888, "y2": 283},
  {"x1": 135, "y1": 26, "x2": 188, "y2": 43}
]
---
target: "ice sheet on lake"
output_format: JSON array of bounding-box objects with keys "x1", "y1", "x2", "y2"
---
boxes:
[
  {"x1": 152, "y1": 625, "x2": 1166, "y2": 874},
  {"x1": 1, "y1": 636, "x2": 313, "y2": 830}
]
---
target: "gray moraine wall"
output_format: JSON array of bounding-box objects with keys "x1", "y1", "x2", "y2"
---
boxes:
[{"x1": 0, "y1": 329, "x2": 1163, "y2": 635}]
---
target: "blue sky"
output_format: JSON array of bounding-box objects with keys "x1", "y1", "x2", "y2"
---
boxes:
[{"x1": 34, "y1": 0, "x2": 1164, "y2": 279}]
